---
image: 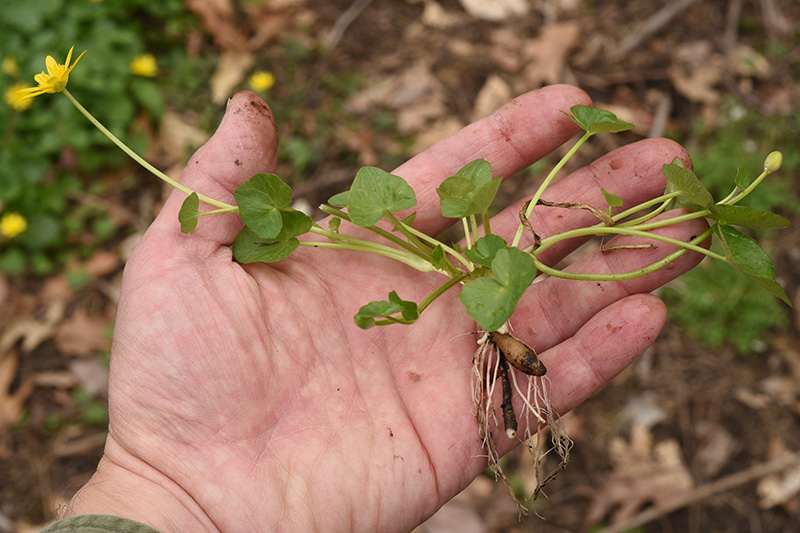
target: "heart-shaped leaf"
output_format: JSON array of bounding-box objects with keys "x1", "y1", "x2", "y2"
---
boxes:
[
  {"x1": 464, "y1": 234, "x2": 508, "y2": 267},
  {"x1": 346, "y1": 167, "x2": 417, "y2": 227},
  {"x1": 235, "y1": 173, "x2": 293, "y2": 239},
  {"x1": 566, "y1": 105, "x2": 634, "y2": 134},
  {"x1": 437, "y1": 159, "x2": 501, "y2": 218},
  {"x1": 459, "y1": 247, "x2": 536, "y2": 331}
]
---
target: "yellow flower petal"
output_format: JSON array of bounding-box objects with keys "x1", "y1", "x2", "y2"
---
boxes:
[
  {"x1": 129, "y1": 54, "x2": 158, "y2": 77},
  {"x1": 21, "y1": 45, "x2": 87, "y2": 101},
  {"x1": 5, "y1": 83, "x2": 34, "y2": 111},
  {"x1": 0, "y1": 212, "x2": 27, "y2": 239},
  {"x1": 248, "y1": 70, "x2": 275, "y2": 92}
]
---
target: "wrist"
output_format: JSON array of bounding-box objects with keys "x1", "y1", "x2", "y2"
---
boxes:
[{"x1": 62, "y1": 436, "x2": 215, "y2": 532}]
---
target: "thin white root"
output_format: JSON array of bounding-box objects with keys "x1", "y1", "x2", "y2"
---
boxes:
[{"x1": 472, "y1": 327, "x2": 572, "y2": 517}]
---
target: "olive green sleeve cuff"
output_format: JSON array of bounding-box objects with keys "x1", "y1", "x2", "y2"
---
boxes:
[{"x1": 41, "y1": 514, "x2": 161, "y2": 533}]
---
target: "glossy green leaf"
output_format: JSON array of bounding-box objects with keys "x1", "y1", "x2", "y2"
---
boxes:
[
  {"x1": 707, "y1": 204, "x2": 790, "y2": 230},
  {"x1": 566, "y1": 105, "x2": 634, "y2": 134},
  {"x1": 234, "y1": 173, "x2": 293, "y2": 239},
  {"x1": 437, "y1": 159, "x2": 502, "y2": 218},
  {"x1": 663, "y1": 159, "x2": 714, "y2": 211},
  {"x1": 464, "y1": 234, "x2": 508, "y2": 267},
  {"x1": 459, "y1": 247, "x2": 536, "y2": 331},
  {"x1": 354, "y1": 291, "x2": 419, "y2": 329},
  {"x1": 713, "y1": 224, "x2": 792, "y2": 306},
  {"x1": 232, "y1": 226, "x2": 300, "y2": 263},
  {"x1": 346, "y1": 167, "x2": 417, "y2": 227},
  {"x1": 178, "y1": 192, "x2": 199, "y2": 233}
]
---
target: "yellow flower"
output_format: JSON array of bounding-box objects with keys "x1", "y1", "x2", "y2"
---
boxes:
[
  {"x1": 17, "y1": 46, "x2": 87, "y2": 100},
  {"x1": 248, "y1": 70, "x2": 275, "y2": 92},
  {"x1": 5, "y1": 82, "x2": 33, "y2": 112},
  {"x1": 129, "y1": 54, "x2": 158, "y2": 77},
  {"x1": 0, "y1": 212, "x2": 27, "y2": 239},
  {"x1": 2, "y1": 55, "x2": 19, "y2": 77}
]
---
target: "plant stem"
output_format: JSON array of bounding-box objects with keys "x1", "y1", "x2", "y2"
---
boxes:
[
  {"x1": 533, "y1": 227, "x2": 715, "y2": 281},
  {"x1": 534, "y1": 225, "x2": 724, "y2": 262},
  {"x1": 400, "y1": 223, "x2": 473, "y2": 270},
  {"x1": 511, "y1": 131, "x2": 592, "y2": 248},
  {"x1": 63, "y1": 89, "x2": 235, "y2": 210},
  {"x1": 318, "y1": 205, "x2": 429, "y2": 260},
  {"x1": 383, "y1": 211, "x2": 432, "y2": 258},
  {"x1": 303, "y1": 228, "x2": 437, "y2": 272},
  {"x1": 723, "y1": 169, "x2": 769, "y2": 206},
  {"x1": 462, "y1": 217, "x2": 473, "y2": 249},
  {"x1": 417, "y1": 272, "x2": 469, "y2": 314}
]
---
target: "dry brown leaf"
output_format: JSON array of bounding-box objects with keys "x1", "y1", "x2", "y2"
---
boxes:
[
  {"x1": 694, "y1": 421, "x2": 738, "y2": 478},
  {"x1": 471, "y1": 75, "x2": 512, "y2": 122},
  {"x1": 421, "y1": 1, "x2": 465, "y2": 29},
  {"x1": 521, "y1": 22, "x2": 580, "y2": 88},
  {"x1": 458, "y1": 0, "x2": 528, "y2": 22},
  {"x1": 585, "y1": 424, "x2": 693, "y2": 527},
  {"x1": 186, "y1": 0, "x2": 247, "y2": 50},
  {"x1": 54, "y1": 309, "x2": 111, "y2": 357},
  {"x1": 159, "y1": 112, "x2": 210, "y2": 167},
  {"x1": 758, "y1": 437, "x2": 800, "y2": 511},
  {"x1": 347, "y1": 62, "x2": 447, "y2": 133},
  {"x1": 0, "y1": 351, "x2": 34, "y2": 433},
  {"x1": 210, "y1": 50, "x2": 256, "y2": 105},
  {"x1": 669, "y1": 41, "x2": 723, "y2": 105},
  {"x1": 0, "y1": 300, "x2": 65, "y2": 355}
]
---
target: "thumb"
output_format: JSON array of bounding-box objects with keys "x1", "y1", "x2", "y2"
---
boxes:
[{"x1": 153, "y1": 91, "x2": 279, "y2": 246}]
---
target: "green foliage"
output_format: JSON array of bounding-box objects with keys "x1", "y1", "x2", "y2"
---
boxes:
[
  {"x1": 663, "y1": 261, "x2": 789, "y2": 354},
  {"x1": 663, "y1": 99, "x2": 800, "y2": 351},
  {"x1": 0, "y1": 0, "x2": 195, "y2": 275}
]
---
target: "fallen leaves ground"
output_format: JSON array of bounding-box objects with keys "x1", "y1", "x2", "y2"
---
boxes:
[{"x1": 3, "y1": 0, "x2": 800, "y2": 531}]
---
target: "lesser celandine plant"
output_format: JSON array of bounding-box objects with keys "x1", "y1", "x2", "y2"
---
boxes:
[{"x1": 20, "y1": 46, "x2": 792, "y2": 513}]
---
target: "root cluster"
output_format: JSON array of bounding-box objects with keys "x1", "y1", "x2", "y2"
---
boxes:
[{"x1": 472, "y1": 329, "x2": 573, "y2": 515}]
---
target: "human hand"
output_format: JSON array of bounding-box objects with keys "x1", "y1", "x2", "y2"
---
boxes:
[{"x1": 64, "y1": 86, "x2": 706, "y2": 532}]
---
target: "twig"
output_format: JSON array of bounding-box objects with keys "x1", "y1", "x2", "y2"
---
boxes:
[
  {"x1": 324, "y1": 0, "x2": 376, "y2": 51},
  {"x1": 605, "y1": 451, "x2": 800, "y2": 533},
  {"x1": 616, "y1": 0, "x2": 699, "y2": 57}
]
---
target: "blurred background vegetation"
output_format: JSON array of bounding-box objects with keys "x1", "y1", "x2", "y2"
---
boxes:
[{"x1": 2, "y1": 0, "x2": 799, "y2": 530}]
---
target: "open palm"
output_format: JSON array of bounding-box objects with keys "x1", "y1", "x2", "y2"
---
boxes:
[{"x1": 70, "y1": 87, "x2": 706, "y2": 532}]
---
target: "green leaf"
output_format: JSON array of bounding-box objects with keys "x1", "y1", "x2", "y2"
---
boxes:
[
  {"x1": 459, "y1": 247, "x2": 536, "y2": 331},
  {"x1": 566, "y1": 105, "x2": 634, "y2": 134},
  {"x1": 713, "y1": 224, "x2": 792, "y2": 306},
  {"x1": 354, "y1": 291, "x2": 419, "y2": 329},
  {"x1": 464, "y1": 234, "x2": 508, "y2": 267},
  {"x1": 178, "y1": 192, "x2": 199, "y2": 233},
  {"x1": 663, "y1": 159, "x2": 714, "y2": 211},
  {"x1": 328, "y1": 191, "x2": 349, "y2": 207},
  {"x1": 734, "y1": 166, "x2": 751, "y2": 190},
  {"x1": 707, "y1": 204, "x2": 790, "y2": 230},
  {"x1": 601, "y1": 188, "x2": 623, "y2": 211},
  {"x1": 346, "y1": 167, "x2": 417, "y2": 227},
  {"x1": 234, "y1": 173, "x2": 293, "y2": 239},
  {"x1": 431, "y1": 245, "x2": 450, "y2": 271},
  {"x1": 232, "y1": 226, "x2": 300, "y2": 263},
  {"x1": 328, "y1": 217, "x2": 341, "y2": 232},
  {"x1": 437, "y1": 159, "x2": 502, "y2": 218}
]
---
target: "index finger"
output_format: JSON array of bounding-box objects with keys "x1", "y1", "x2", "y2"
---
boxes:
[{"x1": 393, "y1": 85, "x2": 591, "y2": 236}]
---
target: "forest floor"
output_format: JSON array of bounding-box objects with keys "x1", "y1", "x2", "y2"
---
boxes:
[{"x1": 2, "y1": 0, "x2": 800, "y2": 532}]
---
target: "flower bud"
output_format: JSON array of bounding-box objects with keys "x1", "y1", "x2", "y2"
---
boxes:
[{"x1": 764, "y1": 151, "x2": 783, "y2": 174}]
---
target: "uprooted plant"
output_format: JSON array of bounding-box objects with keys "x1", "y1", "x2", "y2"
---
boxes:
[{"x1": 19, "y1": 46, "x2": 792, "y2": 515}]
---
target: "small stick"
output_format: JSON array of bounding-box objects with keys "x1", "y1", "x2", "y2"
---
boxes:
[{"x1": 497, "y1": 354, "x2": 518, "y2": 439}]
